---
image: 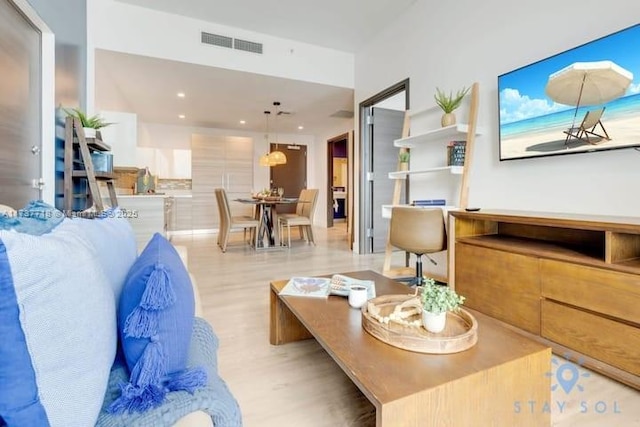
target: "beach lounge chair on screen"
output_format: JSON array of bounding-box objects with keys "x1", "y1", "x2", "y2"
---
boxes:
[{"x1": 563, "y1": 107, "x2": 610, "y2": 145}]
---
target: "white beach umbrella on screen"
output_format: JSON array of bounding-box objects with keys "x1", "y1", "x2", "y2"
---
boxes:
[{"x1": 545, "y1": 60, "x2": 633, "y2": 126}]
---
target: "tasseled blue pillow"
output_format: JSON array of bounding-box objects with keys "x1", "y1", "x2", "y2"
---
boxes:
[{"x1": 109, "y1": 233, "x2": 206, "y2": 414}]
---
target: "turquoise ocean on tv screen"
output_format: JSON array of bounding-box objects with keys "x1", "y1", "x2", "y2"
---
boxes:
[{"x1": 501, "y1": 93, "x2": 640, "y2": 139}]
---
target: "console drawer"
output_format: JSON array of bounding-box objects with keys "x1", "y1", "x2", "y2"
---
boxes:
[
  {"x1": 541, "y1": 259, "x2": 640, "y2": 325},
  {"x1": 455, "y1": 243, "x2": 540, "y2": 334},
  {"x1": 542, "y1": 300, "x2": 640, "y2": 375}
]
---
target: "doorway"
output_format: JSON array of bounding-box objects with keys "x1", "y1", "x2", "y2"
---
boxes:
[
  {"x1": 327, "y1": 133, "x2": 348, "y2": 228},
  {"x1": 270, "y1": 143, "x2": 307, "y2": 215},
  {"x1": 359, "y1": 79, "x2": 410, "y2": 254},
  {"x1": 327, "y1": 131, "x2": 354, "y2": 247}
]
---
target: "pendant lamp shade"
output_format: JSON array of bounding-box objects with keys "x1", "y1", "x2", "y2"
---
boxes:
[
  {"x1": 268, "y1": 150, "x2": 287, "y2": 165},
  {"x1": 269, "y1": 101, "x2": 287, "y2": 165},
  {"x1": 259, "y1": 154, "x2": 271, "y2": 166}
]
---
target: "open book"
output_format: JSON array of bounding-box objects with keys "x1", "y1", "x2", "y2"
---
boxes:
[{"x1": 279, "y1": 277, "x2": 332, "y2": 298}]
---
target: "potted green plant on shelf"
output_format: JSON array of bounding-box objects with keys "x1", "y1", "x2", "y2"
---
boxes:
[
  {"x1": 64, "y1": 108, "x2": 113, "y2": 138},
  {"x1": 419, "y1": 278, "x2": 465, "y2": 333},
  {"x1": 434, "y1": 86, "x2": 470, "y2": 127},
  {"x1": 398, "y1": 150, "x2": 410, "y2": 171}
]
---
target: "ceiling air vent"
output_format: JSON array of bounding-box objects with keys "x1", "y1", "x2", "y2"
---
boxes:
[
  {"x1": 234, "y1": 38, "x2": 263, "y2": 54},
  {"x1": 201, "y1": 32, "x2": 232, "y2": 49},
  {"x1": 330, "y1": 110, "x2": 354, "y2": 119}
]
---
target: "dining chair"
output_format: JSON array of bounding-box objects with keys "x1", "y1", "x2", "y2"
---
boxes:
[
  {"x1": 215, "y1": 188, "x2": 260, "y2": 252},
  {"x1": 278, "y1": 189, "x2": 319, "y2": 248}
]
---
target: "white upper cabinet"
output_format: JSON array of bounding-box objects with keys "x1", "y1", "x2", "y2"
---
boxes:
[{"x1": 99, "y1": 111, "x2": 138, "y2": 167}]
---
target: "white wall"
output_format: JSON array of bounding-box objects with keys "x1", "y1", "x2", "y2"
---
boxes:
[
  {"x1": 90, "y1": 0, "x2": 354, "y2": 89},
  {"x1": 355, "y1": 0, "x2": 640, "y2": 216}
]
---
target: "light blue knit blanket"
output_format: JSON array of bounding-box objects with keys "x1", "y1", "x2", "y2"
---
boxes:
[{"x1": 96, "y1": 317, "x2": 242, "y2": 427}]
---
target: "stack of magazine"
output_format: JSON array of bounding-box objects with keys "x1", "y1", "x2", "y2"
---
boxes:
[{"x1": 279, "y1": 274, "x2": 376, "y2": 299}]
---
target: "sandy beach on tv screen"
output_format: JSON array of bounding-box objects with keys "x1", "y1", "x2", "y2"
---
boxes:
[{"x1": 501, "y1": 115, "x2": 640, "y2": 160}]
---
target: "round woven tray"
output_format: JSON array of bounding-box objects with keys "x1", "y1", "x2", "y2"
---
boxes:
[{"x1": 361, "y1": 294, "x2": 478, "y2": 354}]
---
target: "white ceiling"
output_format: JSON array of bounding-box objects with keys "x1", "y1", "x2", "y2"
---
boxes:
[
  {"x1": 95, "y1": 49, "x2": 355, "y2": 134},
  {"x1": 96, "y1": 1, "x2": 416, "y2": 135},
  {"x1": 116, "y1": 0, "x2": 416, "y2": 53}
]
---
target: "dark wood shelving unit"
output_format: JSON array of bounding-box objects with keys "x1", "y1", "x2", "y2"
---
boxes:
[{"x1": 63, "y1": 117, "x2": 117, "y2": 215}]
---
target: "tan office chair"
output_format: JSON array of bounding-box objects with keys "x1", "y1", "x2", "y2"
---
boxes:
[
  {"x1": 278, "y1": 188, "x2": 319, "y2": 247},
  {"x1": 215, "y1": 188, "x2": 260, "y2": 252},
  {"x1": 389, "y1": 206, "x2": 446, "y2": 286}
]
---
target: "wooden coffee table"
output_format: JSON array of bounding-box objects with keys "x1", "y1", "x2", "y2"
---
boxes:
[{"x1": 270, "y1": 271, "x2": 551, "y2": 427}]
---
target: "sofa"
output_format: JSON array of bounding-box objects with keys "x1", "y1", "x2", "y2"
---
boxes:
[{"x1": 0, "y1": 202, "x2": 242, "y2": 427}]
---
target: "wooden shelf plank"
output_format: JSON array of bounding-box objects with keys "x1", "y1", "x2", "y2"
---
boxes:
[
  {"x1": 394, "y1": 123, "x2": 484, "y2": 148},
  {"x1": 73, "y1": 137, "x2": 111, "y2": 152},
  {"x1": 458, "y1": 234, "x2": 640, "y2": 275},
  {"x1": 72, "y1": 170, "x2": 114, "y2": 180},
  {"x1": 389, "y1": 166, "x2": 463, "y2": 179}
]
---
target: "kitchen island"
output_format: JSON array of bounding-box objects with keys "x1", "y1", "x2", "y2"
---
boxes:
[{"x1": 113, "y1": 194, "x2": 168, "y2": 249}]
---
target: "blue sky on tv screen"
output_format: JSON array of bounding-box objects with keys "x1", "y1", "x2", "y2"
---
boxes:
[{"x1": 499, "y1": 24, "x2": 640, "y2": 125}]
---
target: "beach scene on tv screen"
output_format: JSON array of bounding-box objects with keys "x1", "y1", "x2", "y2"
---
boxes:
[{"x1": 499, "y1": 24, "x2": 640, "y2": 160}]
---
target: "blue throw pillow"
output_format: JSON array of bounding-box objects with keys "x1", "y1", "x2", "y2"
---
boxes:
[
  {"x1": 109, "y1": 233, "x2": 206, "y2": 414},
  {"x1": 0, "y1": 220, "x2": 117, "y2": 427}
]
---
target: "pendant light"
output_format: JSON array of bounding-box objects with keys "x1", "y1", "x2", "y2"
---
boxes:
[
  {"x1": 268, "y1": 101, "x2": 287, "y2": 165},
  {"x1": 259, "y1": 111, "x2": 276, "y2": 166}
]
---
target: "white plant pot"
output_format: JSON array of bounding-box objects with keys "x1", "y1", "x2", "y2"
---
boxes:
[
  {"x1": 83, "y1": 127, "x2": 96, "y2": 138},
  {"x1": 422, "y1": 310, "x2": 446, "y2": 333}
]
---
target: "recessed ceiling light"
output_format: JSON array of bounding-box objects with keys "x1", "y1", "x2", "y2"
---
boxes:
[
  {"x1": 239, "y1": 120, "x2": 246, "y2": 124},
  {"x1": 298, "y1": 126, "x2": 304, "y2": 130},
  {"x1": 178, "y1": 114, "x2": 185, "y2": 119},
  {"x1": 177, "y1": 92, "x2": 185, "y2": 98}
]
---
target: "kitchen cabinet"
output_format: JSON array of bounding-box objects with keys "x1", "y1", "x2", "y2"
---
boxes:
[
  {"x1": 98, "y1": 111, "x2": 137, "y2": 167},
  {"x1": 191, "y1": 135, "x2": 253, "y2": 231}
]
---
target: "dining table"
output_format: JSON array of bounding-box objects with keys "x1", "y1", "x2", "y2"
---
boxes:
[{"x1": 235, "y1": 197, "x2": 298, "y2": 249}]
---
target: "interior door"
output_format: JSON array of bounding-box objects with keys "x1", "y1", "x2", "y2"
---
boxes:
[
  {"x1": 270, "y1": 144, "x2": 307, "y2": 215},
  {"x1": 0, "y1": 0, "x2": 42, "y2": 207},
  {"x1": 369, "y1": 107, "x2": 406, "y2": 253}
]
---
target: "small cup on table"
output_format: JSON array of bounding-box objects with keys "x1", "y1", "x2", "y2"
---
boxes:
[{"x1": 348, "y1": 285, "x2": 368, "y2": 309}]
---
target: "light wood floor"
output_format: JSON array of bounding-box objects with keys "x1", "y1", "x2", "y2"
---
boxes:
[{"x1": 173, "y1": 225, "x2": 640, "y2": 427}]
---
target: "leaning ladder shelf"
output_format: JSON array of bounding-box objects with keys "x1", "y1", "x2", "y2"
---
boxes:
[
  {"x1": 63, "y1": 116, "x2": 118, "y2": 216},
  {"x1": 382, "y1": 82, "x2": 480, "y2": 281}
]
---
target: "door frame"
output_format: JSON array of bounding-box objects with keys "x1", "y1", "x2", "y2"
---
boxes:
[
  {"x1": 358, "y1": 78, "x2": 410, "y2": 254},
  {"x1": 326, "y1": 132, "x2": 349, "y2": 228},
  {"x1": 5, "y1": 0, "x2": 55, "y2": 205}
]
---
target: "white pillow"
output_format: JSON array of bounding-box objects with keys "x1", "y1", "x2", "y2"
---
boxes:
[{"x1": 0, "y1": 216, "x2": 131, "y2": 426}]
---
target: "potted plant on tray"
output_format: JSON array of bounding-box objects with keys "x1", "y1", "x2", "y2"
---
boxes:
[
  {"x1": 419, "y1": 278, "x2": 465, "y2": 333},
  {"x1": 434, "y1": 86, "x2": 470, "y2": 127},
  {"x1": 64, "y1": 108, "x2": 113, "y2": 138}
]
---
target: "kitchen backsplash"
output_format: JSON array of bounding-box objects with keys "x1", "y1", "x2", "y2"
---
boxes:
[
  {"x1": 114, "y1": 168, "x2": 192, "y2": 192},
  {"x1": 157, "y1": 179, "x2": 192, "y2": 191}
]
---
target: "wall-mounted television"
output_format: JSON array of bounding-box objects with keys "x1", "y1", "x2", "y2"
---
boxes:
[{"x1": 498, "y1": 23, "x2": 640, "y2": 161}]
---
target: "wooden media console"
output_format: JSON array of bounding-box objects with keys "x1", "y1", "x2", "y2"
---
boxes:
[{"x1": 450, "y1": 209, "x2": 640, "y2": 389}]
